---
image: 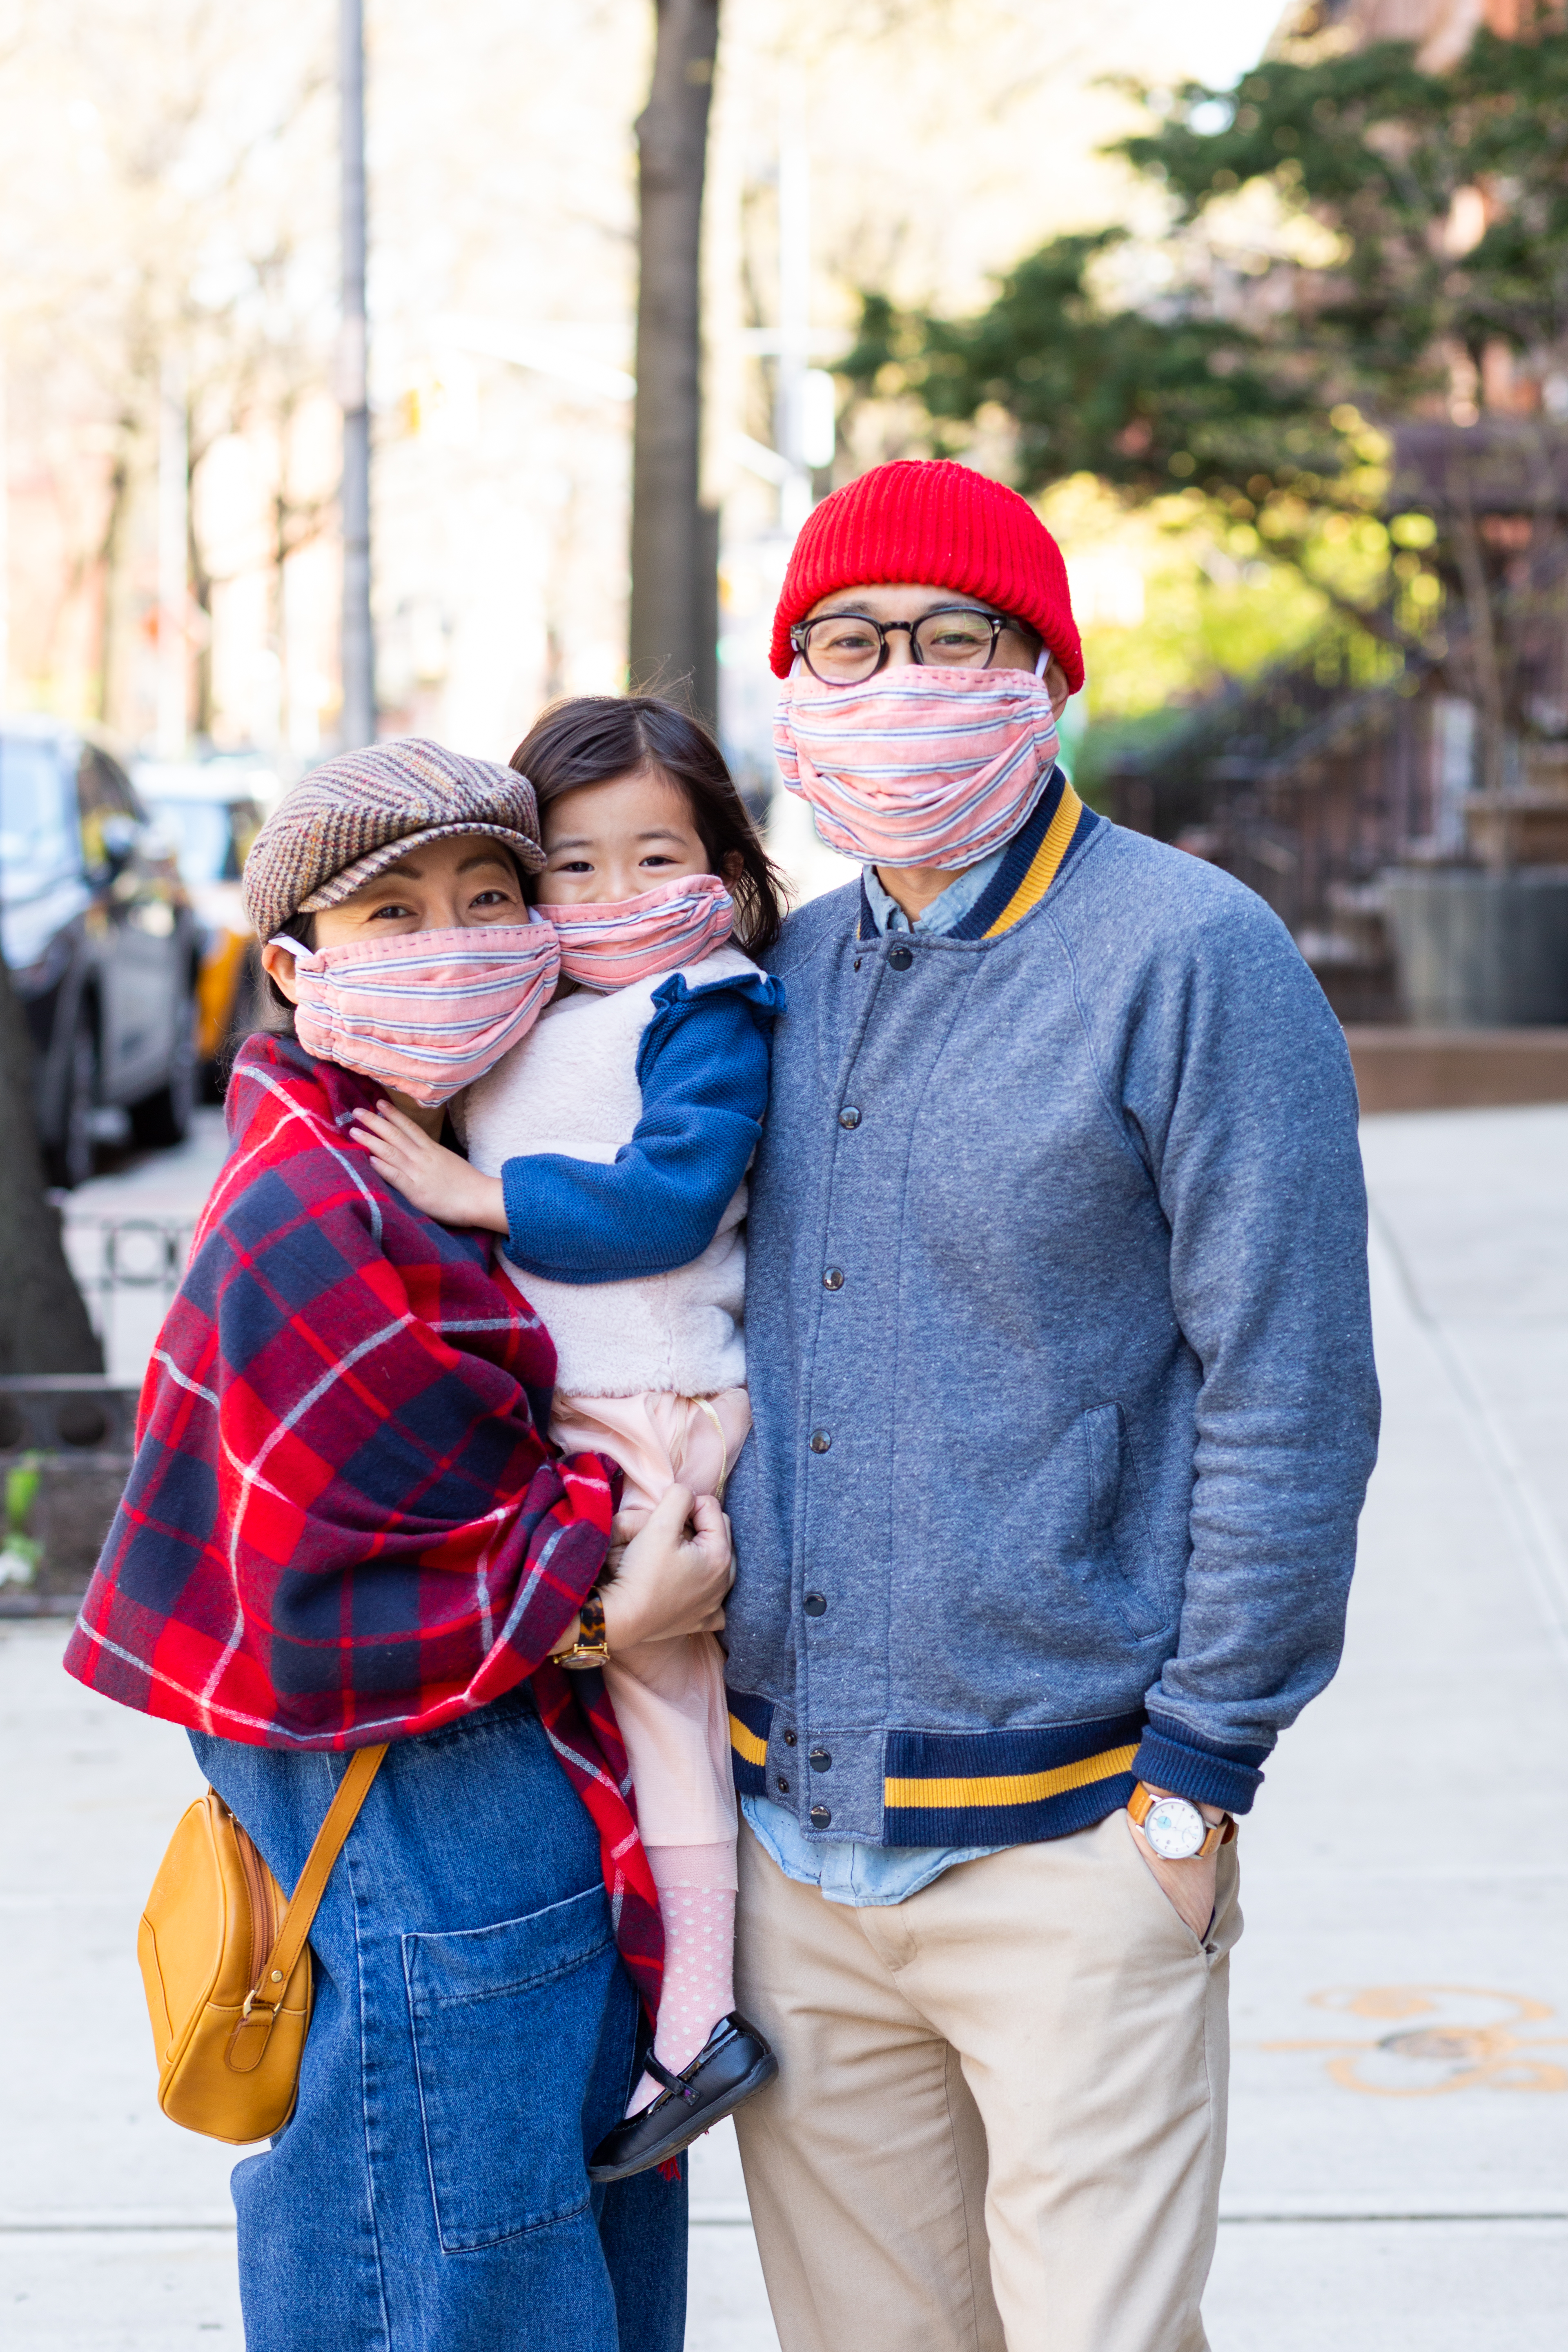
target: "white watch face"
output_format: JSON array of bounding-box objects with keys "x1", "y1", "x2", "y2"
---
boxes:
[{"x1": 1143, "y1": 1796, "x2": 1207, "y2": 1861}]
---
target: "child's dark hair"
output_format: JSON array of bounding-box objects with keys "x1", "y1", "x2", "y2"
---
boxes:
[{"x1": 509, "y1": 696, "x2": 791, "y2": 958}]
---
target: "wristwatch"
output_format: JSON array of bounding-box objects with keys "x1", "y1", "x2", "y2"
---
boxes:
[
  {"x1": 555, "y1": 1589, "x2": 610, "y2": 1671},
  {"x1": 1128, "y1": 1781, "x2": 1235, "y2": 1861}
]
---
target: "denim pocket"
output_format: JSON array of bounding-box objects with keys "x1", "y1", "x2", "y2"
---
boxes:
[{"x1": 404, "y1": 1883, "x2": 617, "y2": 2251}]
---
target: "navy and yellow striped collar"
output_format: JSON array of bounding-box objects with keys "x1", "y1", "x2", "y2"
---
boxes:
[{"x1": 855, "y1": 768, "x2": 1096, "y2": 945}]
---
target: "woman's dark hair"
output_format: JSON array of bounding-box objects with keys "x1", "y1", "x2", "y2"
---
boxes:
[
  {"x1": 509, "y1": 696, "x2": 791, "y2": 958},
  {"x1": 260, "y1": 911, "x2": 314, "y2": 1033}
]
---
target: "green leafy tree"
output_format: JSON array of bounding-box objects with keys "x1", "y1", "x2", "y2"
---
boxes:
[
  {"x1": 1120, "y1": 27, "x2": 1568, "y2": 402},
  {"x1": 842, "y1": 21, "x2": 1568, "y2": 752},
  {"x1": 843, "y1": 237, "x2": 1343, "y2": 504}
]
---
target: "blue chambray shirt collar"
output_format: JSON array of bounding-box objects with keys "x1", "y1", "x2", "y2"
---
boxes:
[{"x1": 860, "y1": 842, "x2": 1008, "y2": 937}]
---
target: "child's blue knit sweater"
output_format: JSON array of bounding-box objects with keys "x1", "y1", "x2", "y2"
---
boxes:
[{"x1": 497, "y1": 968, "x2": 782, "y2": 1283}]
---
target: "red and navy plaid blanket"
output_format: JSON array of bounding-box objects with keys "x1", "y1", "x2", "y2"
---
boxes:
[{"x1": 65, "y1": 1032, "x2": 663, "y2": 2013}]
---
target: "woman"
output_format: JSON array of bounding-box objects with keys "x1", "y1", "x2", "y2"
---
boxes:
[{"x1": 65, "y1": 737, "x2": 731, "y2": 2352}]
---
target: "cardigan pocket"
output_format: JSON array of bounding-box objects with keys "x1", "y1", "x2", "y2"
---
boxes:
[
  {"x1": 1080, "y1": 1403, "x2": 1165, "y2": 1639},
  {"x1": 403, "y1": 1884, "x2": 617, "y2": 2251}
]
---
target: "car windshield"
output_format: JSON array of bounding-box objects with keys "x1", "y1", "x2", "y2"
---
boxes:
[
  {"x1": 145, "y1": 797, "x2": 236, "y2": 885},
  {"x1": 0, "y1": 737, "x2": 76, "y2": 902}
]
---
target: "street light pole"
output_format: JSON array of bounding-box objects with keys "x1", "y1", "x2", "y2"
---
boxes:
[
  {"x1": 776, "y1": 68, "x2": 812, "y2": 539},
  {"x1": 0, "y1": 354, "x2": 9, "y2": 710},
  {"x1": 339, "y1": 0, "x2": 374, "y2": 751}
]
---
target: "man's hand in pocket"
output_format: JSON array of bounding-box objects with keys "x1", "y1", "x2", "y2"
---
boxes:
[{"x1": 1126, "y1": 1793, "x2": 1228, "y2": 1940}]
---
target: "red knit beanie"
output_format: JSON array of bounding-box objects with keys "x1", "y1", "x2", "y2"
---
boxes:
[{"x1": 770, "y1": 458, "x2": 1083, "y2": 690}]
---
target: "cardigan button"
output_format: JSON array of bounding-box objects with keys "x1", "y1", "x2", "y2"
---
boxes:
[
  {"x1": 887, "y1": 944, "x2": 913, "y2": 970},
  {"x1": 823, "y1": 1267, "x2": 844, "y2": 1290},
  {"x1": 777, "y1": 1776, "x2": 790, "y2": 1794},
  {"x1": 809, "y1": 1428, "x2": 832, "y2": 1453},
  {"x1": 839, "y1": 1105, "x2": 861, "y2": 1129},
  {"x1": 803, "y1": 1592, "x2": 827, "y2": 1617},
  {"x1": 810, "y1": 1804, "x2": 833, "y2": 1829},
  {"x1": 809, "y1": 1747, "x2": 832, "y2": 1773},
  {"x1": 782, "y1": 1728, "x2": 797, "y2": 1746}
]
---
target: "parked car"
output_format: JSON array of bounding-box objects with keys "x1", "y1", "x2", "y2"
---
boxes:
[
  {"x1": 134, "y1": 755, "x2": 278, "y2": 1097},
  {"x1": 0, "y1": 717, "x2": 200, "y2": 1185}
]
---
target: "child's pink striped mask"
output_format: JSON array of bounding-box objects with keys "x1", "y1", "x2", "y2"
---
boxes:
[
  {"x1": 270, "y1": 918, "x2": 561, "y2": 1106},
  {"x1": 549, "y1": 872, "x2": 734, "y2": 991},
  {"x1": 775, "y1": 663, "x2": 1060, "y2": 870}
]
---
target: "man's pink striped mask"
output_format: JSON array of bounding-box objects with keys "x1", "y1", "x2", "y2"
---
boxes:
[
  {"x1": 775, "y1": 663, "x2": 1060, "y2": 870},
  {"x1": 549, "y1": 872, "x2": 734, "y2": 991},
  {"x1": 270, "y1": 918, "x2": 561, "y2": 1106}
]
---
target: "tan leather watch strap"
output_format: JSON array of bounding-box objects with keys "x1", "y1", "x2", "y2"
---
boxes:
[
  {"x1": 556, "y1": 1587, "x2": 610, "y2": 1670},
  {"x1": 248, "y1": 1743, "x2": 387, "y2": 2010},
  {"x1": 1127, "y1": 1780, "x2": 1235, "y2": 1858}
]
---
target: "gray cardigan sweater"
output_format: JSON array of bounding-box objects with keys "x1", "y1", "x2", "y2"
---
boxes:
[{"x1": 724, "y1": 789, "x2": 1380, "y2": 1848}]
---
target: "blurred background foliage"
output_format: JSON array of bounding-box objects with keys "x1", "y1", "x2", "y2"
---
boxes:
[{"x1": 838, "y1": 21, "x2": 1568, "y2": 779}]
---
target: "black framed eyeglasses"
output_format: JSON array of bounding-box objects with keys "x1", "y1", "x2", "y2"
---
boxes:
[{"x1": 790, "y1": 605, "x2": 1022, "y2": 685}]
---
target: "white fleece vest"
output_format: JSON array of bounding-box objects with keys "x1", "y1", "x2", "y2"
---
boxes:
[{"x1": 459, "y1": 947, "x2": 756, "y2": 1397}]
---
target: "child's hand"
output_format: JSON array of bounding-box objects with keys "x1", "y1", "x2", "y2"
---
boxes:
[{"x1": 349, "y1": 1100, "x2": 509, "y2": 1233}]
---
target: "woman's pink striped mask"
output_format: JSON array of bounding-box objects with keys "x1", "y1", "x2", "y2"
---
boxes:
[
  {"x1": 549, "y1": 872, "x2": 734, "y2": 991},
  {"x1": 775, "y1": 663, "x2": 1060, "y2": 870},
  {"x1": 270, "y1": 917, "x2": 560, "y2": 1106}
]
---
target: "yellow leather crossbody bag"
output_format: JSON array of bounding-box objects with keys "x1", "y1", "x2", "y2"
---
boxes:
[{"x1": 137, "y1": 1744, "x2": 387, "y2": 2145}]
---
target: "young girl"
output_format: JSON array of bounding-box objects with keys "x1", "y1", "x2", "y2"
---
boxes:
[{"x1": 352, "y1": 697, "x2": 790, "y2": 2180}]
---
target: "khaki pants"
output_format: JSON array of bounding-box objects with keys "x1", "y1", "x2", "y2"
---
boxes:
[{"x1": 733, "y1": 1809, "x2": 1241, "y2": 2352}]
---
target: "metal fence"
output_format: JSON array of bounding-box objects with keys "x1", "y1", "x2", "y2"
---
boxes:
[{"x1": 58, "y1": 1213, "x2": 196, "y2": 1379}]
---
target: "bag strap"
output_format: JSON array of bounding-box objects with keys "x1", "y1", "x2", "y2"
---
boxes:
[{"x1": 243, "y1": 1743, "x2": 388, "y2": 2017}]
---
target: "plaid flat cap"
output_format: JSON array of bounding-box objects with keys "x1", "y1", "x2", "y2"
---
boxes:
[{"x1": 243, "y1": 737, "x2": 546, "y2": 940}]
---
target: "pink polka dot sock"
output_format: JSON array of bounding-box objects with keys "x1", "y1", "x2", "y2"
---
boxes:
[{"x1": 629, "y1": 1844, "x2": 737, "y2": 2116}]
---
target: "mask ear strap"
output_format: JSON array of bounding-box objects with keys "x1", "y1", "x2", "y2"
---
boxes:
[
  {"x1": 1033, "y1": 646, "x2": 1050, "y2": 679},
  {"x1": 267, "y1": 934, "x2": 313, "y2": 960}
]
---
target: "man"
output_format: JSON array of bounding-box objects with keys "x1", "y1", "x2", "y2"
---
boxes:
[{"x1": 722, "y1": 459, "x2": 1379, "y2": 2352}]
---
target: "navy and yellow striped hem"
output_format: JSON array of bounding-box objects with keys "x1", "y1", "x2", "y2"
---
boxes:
[
  {"x1": 855, "y1": 768, "x2": 1098, "y2": 946},
  {"x1": 726, "y1": 1688, "x2": 772, "y2": 1797},
  {"x1": 881, "y1": 1713, "x2": 1145, "y2": 1846}
]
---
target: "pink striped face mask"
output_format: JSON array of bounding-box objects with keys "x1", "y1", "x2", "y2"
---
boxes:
[
  {"x1": 548, "y1": 872, "x2": 734, "y2": 991},
  {"x1": 269, "y1": 917, "x2": 560, "y2": 1105},
  {"x1": 775, "y1": 662, "x2": 1060, "y2": 870}
]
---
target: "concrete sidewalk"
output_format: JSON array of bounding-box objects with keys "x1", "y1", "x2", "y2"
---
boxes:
[
  {"x1": 2, "y1": 1105, "x2": 1565, "y2": 2348},
  {"x1": 1203, "y1": 1105, "x2": 1568, "y2": 2343}
]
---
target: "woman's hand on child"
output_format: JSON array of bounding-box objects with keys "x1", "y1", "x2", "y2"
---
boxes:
[
  {"x1": 601, "y1": 1485, "x2": 733, "y2": 1648},
  {"x1": 349, "y1": 1100, "x2": 509, "y2": 1233},
  {"x1": 601, "y1": 1505, "x2": 654, "y2": 1584}
]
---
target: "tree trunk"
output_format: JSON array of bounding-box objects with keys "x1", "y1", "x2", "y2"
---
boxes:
[
  {"x1": 629, "y1": 0, "x2": 720, "y2": 718},
  {"x1": 0, "y1": 962, "x2": 103, "y2": 1376}
]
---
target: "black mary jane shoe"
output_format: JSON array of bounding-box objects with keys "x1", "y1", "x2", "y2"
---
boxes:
[{"x1": 588, "y1": 2012, "x2": 778, "y2": 2183}]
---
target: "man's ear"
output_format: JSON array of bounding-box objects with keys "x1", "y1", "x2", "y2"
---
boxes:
[
  {"x1": 1046, "y1": 658, "x2": 1073, "y2": 721},
  {"x1": 260, "y1": 940, "x2": 301, "y2": 1004}
]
